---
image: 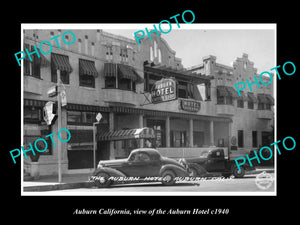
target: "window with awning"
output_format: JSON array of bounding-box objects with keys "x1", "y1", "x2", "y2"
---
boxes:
[
  {"x1": 51, "y1": 53, "x2": 72, "y2": 84},
  {"x1": 79, "y1": 59, "x2": 98, "y2": 88},
  {"x1": 257, "y1": 93, "x2": 274, "y2": 110},
  {"x1": 247, "y1": 92, "x2": 258, "y2": 103},
  {"x1": 79, "y1": 59, "x2": 98, "y2": 77},
  {"x1": 103, "y1": 63, "x2": 143, "y2": 83}
]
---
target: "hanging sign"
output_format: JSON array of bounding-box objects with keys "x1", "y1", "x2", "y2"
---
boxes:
[{"x1": 151, "y1": 78, "x2": 177, "y2": 104}]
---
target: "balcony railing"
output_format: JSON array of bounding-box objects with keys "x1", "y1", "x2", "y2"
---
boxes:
[{"x1": 216, "y1": 104, "x2": 235, "y2": 116}]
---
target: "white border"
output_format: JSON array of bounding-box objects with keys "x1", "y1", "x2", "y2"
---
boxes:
[{"x1": 20, "y1": 23, "x2": 277, "y2": 196}]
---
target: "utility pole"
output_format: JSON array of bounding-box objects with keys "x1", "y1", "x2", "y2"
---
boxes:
[{"x1": 57, "y1": 70, "x2": 62, "y2": 183}]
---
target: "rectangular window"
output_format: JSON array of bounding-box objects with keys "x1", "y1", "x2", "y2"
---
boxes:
[
  {"x1": 252, "y1": 131, "x2": 258, "y2": 147},
  {"x1": 79, "y1": 75, "x2": 95, "y2": 88},
  {"x1": 237, "y1": 99, "x2": 244, "y2": 108},
  {"x1": 106, "y1": 46, "x2": 113, "y2": 60},
  {"x1": 238, "y1": 130, "x2": 244, "y2": 148},
  {"x1": 51, "y1": 68, "x2": 70, "y2": 84},
  {"x1": 258, "y1": 103, "x2": 265, "y2": 110},
  {"x1": 105, "y1": 77, "x2": 116, "y2": 88},
  {"x1": 248, "y1": 101, "x2": 254, "y2": 109},
  {"x1": 120, "y1": 48, "x2": 128, "y2": 62},
  {"x1": 24, "y1": 44, "x2": 41, "y2": 78}
]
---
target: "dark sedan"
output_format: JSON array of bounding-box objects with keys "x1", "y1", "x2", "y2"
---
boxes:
[{"x1": 89, "y1": 148, "x2": 189, "y2": 188}]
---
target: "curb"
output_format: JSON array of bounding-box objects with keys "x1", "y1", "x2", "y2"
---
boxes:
[
  {"x1": 23, "y1": 168, "x2": 275, "y2": 192},
  {"x1": 23, "y1": 181, "x2": 94, "y2": 192}
]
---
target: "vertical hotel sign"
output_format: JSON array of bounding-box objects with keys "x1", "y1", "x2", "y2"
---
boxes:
[{"x1": 151, "y1": 78, "x2": 177, "y2": 104}]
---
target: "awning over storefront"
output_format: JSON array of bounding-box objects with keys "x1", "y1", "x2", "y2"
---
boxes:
[
  {"x1": 247, "y1": 92, "x2": 258, "y2": 103},
  {"x1": 217, "y1": 86, "x2": 239, "y2": 98},
  {"x1": 103, "y1": 63, "x2": 143, "y2": 83},
  {"x1": 51, "y1": 53, "x2": 73, "y2": 73},
  {"x1": 257, "y1": 93, "x2": 274, "y2": 105},
  {"x1": 79, "y1": 59, "x2": 98, "y2": 77},
  {"x1": 98, "y1": 127, "x2": 155, "y2": 141}
]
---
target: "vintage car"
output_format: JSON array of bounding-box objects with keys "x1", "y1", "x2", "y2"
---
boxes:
[
  {"x1": 89, "y1": 148, "x2": 189, "y2": 188},
  {"x1": 182, "y1": 148, "x2": 255, "y2": 178}
]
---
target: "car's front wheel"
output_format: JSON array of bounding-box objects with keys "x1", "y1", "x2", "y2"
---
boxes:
[
  {"x1": 161, "y1": 170, "x2": 176, "y2": 186},
  {"x1": 93, "y1": 172, "x2": 112, "y2": 188},
  {"x1": 232, "y1": 165, "x2": 245, "y2": 178}
]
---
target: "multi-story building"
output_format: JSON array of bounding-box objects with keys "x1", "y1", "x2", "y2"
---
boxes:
[{"x1": 23, "y1": 29, "x2": 274, "y2": 176}]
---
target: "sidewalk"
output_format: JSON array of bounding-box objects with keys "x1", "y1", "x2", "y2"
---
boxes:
[{"x1": 23, "y1": 166, "x2": 275, "y2": 192}]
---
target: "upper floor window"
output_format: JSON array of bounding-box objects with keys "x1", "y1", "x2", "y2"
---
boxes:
[
  {"x1": 24, "y1": 44, "x2": 41, "y2": 78},
  {"x1": 105, "y1": 45, "x2": 113, "y2": 60},
  {"x1": 120, "y1": 48, "x2": 128, "y2": 62}
]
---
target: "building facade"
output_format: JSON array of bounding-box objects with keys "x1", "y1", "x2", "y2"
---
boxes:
[{"x1": 23, "y1": 29, "x2": 274, "y2": 176}]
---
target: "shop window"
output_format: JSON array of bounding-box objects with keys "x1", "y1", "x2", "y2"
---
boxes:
[
  {"x1": 238, "y1": 130, "x2": 244, "y2": 148},
  {"x1": 24, "y1": 106, "x2": 41, "y2": 123},
  {"x1": 171, "y1": 131, "x2": 187, "y2": 147},
  {"x1": 24, "y1": 106, "x2": 52, "y2": 155}
]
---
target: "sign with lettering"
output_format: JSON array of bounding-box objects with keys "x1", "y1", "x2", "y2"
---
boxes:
[
  {"x1": 151, "y1": 78, "x2": 177, "y2": 104},
  {"x1": 179, "y1": 99, "x2": 201, "y2": 112}
]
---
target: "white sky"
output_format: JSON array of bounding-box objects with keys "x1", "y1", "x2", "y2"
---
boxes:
[{"x1": 104, "y1": 24, "x2": 275, "y2": 74}]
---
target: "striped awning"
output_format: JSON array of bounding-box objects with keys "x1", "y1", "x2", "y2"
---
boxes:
[
  {"x1": 79, "y1": 59, "x2": 98, "y2": 77},
  {"x1": 118, "y1": 64, "x2": 143, "y2": 83},
  {"x1": 103, "y1": 63, "x2": 143, "y2": 83},
  {"x1": 98, "y1": 127, "x2": 155, "y2": 141},
  {"x1": 217, "y1": 86, "x2": 239, "y2": 98},
  {"x1": 51, "y1": 53, "x2": 73, "y2": 73},
  {"x1": 247, "y1": 92, "x2": 258, "y2": 103}
]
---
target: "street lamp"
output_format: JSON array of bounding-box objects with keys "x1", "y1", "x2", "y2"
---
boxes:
[{"x1": 93, "y1": 113, "x2": 102, "y2": 170}]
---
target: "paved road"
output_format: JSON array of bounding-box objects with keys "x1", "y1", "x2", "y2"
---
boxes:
[{"x1": 45, "y1": 173, "x2": 275, "y2": 194}]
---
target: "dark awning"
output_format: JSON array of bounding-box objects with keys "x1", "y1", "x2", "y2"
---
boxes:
[
  {"x1": 265, "y1": 94, "x2": 275, "y2": 105},
  {"x1": 79, "y1": 59, "x2": 98, "y2": 77},
  {"x1": 103, "y1": 62, "x2": 117, "y2": 77},
  {"x1": 257, "y1": 93, "x2": 269, "y2": 104},
  {"x1": 238, "y1": 91, "x2": 248, "y2": 101},
  {"x1": 118, "y1": 64, "x2": 142, "y2": 83},
  {"x1": 226, "y1": 86, "x2": 239, "y2": 98},
  {"x1": 217, "y1": 86, "x2": 239, "y2": 98},
  {"x1": 98, "y1": 127, "x2": 155, "y2": 141},
  {"x1": 51, "y1": 53, "x2": 73, "y2": 73},
  {"x1": 247, "y1": 92, "x2": 258, "y2": 103},
  {"x1": 103, "y1": 63, "x2": 143, "y2": 83}
]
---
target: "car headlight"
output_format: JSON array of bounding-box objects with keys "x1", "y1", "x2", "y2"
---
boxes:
[{"x1": 179, "y1": 158, "x2": 188, "y2": 169}]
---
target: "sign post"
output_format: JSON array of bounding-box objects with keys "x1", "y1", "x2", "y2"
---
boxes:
[
  {"x1": 93, "y1": 113, "x2": 102, "y2": 170},
  {"x1": 57, "y1": 70, "x2": 62, "y2": 183}
]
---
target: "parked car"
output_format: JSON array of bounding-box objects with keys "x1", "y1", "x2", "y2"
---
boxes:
[
  {"x1": 182, "y1": 148, "x2": 255, "y2": 178},
  {"x1": 89, "y1": 148, "x2": 189, "y2": 188}
]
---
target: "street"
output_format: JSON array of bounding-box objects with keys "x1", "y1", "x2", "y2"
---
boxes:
[{"x1": 45, "y1": 173, "x2": 275, "y2": 194}]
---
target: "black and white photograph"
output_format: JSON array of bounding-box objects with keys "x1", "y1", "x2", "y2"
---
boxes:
[
  {"x1": 20, "y1": 24, "x2": 276, "y2": 195},
  {"x1": 4, "y1": 4, "x2": 298, "y2": 221}
]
